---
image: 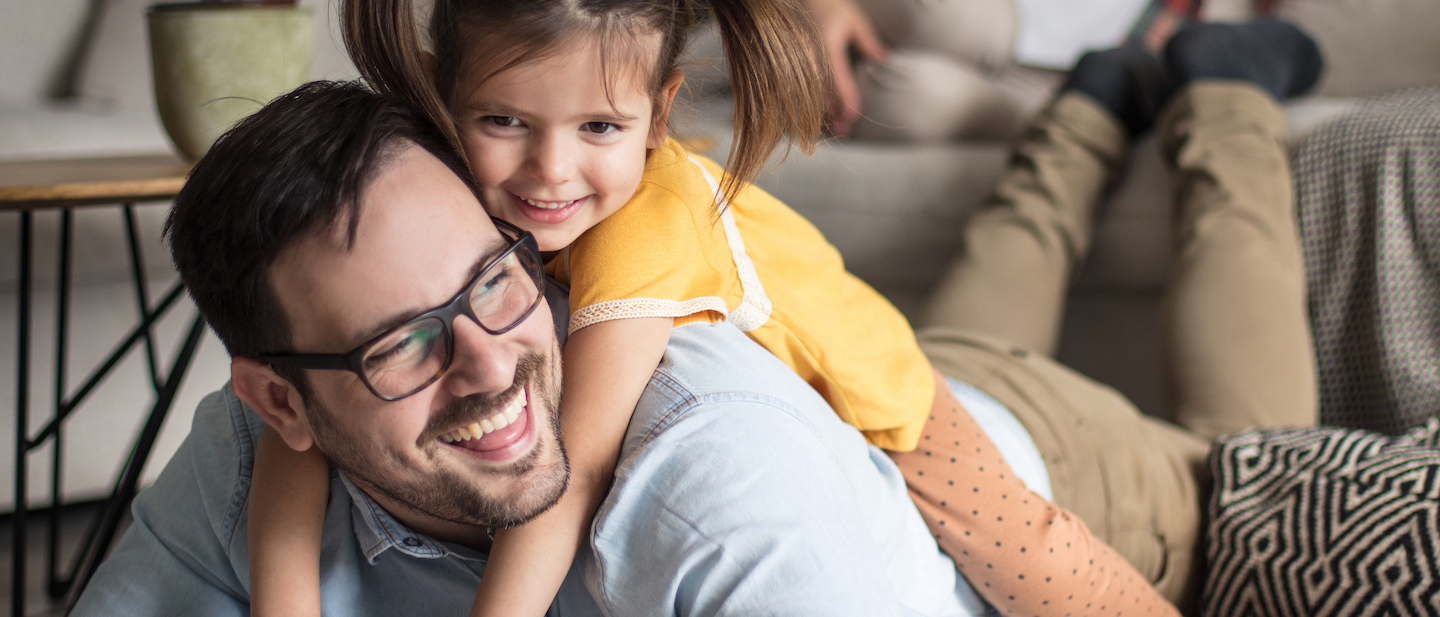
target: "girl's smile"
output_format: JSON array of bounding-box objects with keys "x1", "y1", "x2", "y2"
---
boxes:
[
  {"x1": 456, "y1": 34, "x2": 680, "y2": 252},
  {"x1": 509, "y1": 194, "x2": 589, "y2": 226}
]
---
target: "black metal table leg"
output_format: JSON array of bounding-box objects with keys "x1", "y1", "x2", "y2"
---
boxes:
[
  {"x1": 121, "y1": 206, "x2": 161, "y2": 391},
  {"x1": 13, "y1": 210, "x2": 32, "y2": 617},
  {"x1": 9, "y1": 202, "x2": 207, "y2": 617},
  {"x1": 63, "y1": 313, "x2": 207, "y2": 609},
  {"x1": 0, "y1": 154, "x2": 193, "y2": 617},
  {"x1": 47, "y1": 210, "x2": 72, "y2": 599}
]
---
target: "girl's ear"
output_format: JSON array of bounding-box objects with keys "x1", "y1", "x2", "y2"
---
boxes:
[
  {"x1": 231, "y1": 357, "x2": 316, "y2": 452},
  {"x1": 648, "y1": 70, "x2": 686, "y2": 148}
]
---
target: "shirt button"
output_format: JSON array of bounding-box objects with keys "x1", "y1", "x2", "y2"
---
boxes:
[{"x1": 403, "y1": 537, "x2": 423, "y2": 547}]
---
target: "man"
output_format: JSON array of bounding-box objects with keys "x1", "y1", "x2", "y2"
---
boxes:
[
  {"x1": 70, "y1": 80, "x2": 989, "y2": 616},
  {"x1": 74, "y1": 19, "x2": 1324, "y2": 617}
]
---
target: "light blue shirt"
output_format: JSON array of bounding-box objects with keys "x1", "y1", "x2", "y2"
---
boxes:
[{"x1": 73, "y1": 322, "x2": 1048, "y2": 616}]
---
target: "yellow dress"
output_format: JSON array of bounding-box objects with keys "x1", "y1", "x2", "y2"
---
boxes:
[{"x1": 547, "y1": 138, "x2": 932, "y2": 451}]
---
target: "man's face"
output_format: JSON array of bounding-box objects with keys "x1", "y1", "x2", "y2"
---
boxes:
[{"x1": 268, "y1": 144, "x2": 568, "y2": 536}]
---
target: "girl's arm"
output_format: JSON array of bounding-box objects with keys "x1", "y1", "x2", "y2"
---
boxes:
[
  {"x1": 896, "y1": 370, "x2": 1181, "y2": 617},
  {"x1": 248, "y1": 425, "x2": 330, "y2": 617},
  {"x1": 470, "y1": 316, "x2": 673, "y2": 617}
]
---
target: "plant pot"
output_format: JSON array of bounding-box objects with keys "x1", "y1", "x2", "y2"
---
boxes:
[{"x1": 148, "y1": 1, "x2": 313, "y2": 160}]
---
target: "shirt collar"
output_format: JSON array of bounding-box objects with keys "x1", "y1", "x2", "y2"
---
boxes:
[{"x1": 339, "y1": 473, "x2": 463, "y2": 564}]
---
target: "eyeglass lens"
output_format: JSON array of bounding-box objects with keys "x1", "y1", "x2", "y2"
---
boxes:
[{"x1": 358, "y1": 246, "x2": 542, "y2": 398}]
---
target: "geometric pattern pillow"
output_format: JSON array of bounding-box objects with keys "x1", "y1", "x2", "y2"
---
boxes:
[{"x1": 1204, "y1": 419, "x2": 1440, "y2": 617}]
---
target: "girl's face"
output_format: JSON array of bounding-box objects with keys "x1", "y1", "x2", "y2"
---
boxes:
[{"x1": 455, "y1": 35, "x2": 680, "y2": 252}]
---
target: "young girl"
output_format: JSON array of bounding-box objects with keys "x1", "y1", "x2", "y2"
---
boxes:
[{"x1": 248, "y1": 1, "x2": 1174, "y2": 616}]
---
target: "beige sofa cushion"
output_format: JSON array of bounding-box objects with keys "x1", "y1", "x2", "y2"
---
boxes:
[{"x1": 1280, "y1": 0, "x2": 1440, "y2": 97}]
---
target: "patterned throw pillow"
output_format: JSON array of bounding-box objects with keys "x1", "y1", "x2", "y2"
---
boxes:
[{"x1": 1204, "y1": 420, "x2": 1440, "y2": 617}]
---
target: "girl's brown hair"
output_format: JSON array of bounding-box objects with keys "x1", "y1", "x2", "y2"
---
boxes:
[{"x1": 342, "y1": 0, "x2": 832, "y2": 203}]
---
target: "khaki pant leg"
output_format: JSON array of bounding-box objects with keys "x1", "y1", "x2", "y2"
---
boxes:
[
  {"x1": 919, "y1": 327, "x2": 1211, "y2": 613},
  {"x1": 921, "y1": 93, "x2": 1128, "y2": 356},
  {"x1": 1157, "y1": 83, "x2": 1318, "y2": 438}
]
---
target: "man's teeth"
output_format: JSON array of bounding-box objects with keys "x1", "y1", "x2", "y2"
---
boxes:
[
  {"x1": 522, "y1": 197, "x2": 577, "y2": 210},
  {"x1": 441, "y1": 390, "x2": 528, "y2": 443}
]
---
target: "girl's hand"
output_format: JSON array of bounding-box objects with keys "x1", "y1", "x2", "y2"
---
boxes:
[{"x1": 799, "y1": 0, "x2": 888, "y2": 136}]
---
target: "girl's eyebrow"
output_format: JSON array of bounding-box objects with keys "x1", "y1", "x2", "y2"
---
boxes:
[
  {"x1": 466, "y1": 101, "x2": 523, "y2": 115},
  {"x1": 466, "y1": 101, "x2": 639, "y2": 123},
  {"x1": 586, "y1": 111, "x2": 640, "y2": 123}
]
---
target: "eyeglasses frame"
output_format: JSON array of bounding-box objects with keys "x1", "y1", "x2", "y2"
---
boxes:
[{"x1": 258, "y1": 218, "x2": 545, "y2": 401}]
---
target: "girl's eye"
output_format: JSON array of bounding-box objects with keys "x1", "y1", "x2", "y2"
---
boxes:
[
  {"x1": 582, "y1": 122, "x2": 619, "y2": 135},
  {"x1": 485, "y1": 116, "x2": 522, "y2": 128}
]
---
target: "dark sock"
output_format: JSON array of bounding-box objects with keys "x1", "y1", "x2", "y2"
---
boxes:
[
  {"x1": 1164, "y1": 20, "x2": 1325, "y2": 99},
  {"x1": 1062, "y1": 46, "x2": 1174, "y2": 138}
]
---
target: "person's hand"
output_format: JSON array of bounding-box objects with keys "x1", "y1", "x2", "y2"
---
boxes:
[{"x1": 799, "y1": 0, "x2": 888, "y2": 136}]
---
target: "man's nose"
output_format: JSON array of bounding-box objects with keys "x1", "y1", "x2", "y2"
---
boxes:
[
  {"x1": 440, "y1": 314, "x2": 519, "y2": 398},
  {"x1": 526, "y1": 131, "x2": 575, "y2": 186}
]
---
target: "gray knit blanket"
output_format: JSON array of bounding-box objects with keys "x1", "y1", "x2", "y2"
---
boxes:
[{"x1": 1296, "y1": 88, "x2": 1440, "y2": 434}]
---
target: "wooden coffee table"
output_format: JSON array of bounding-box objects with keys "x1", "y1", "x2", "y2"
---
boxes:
[
  {"x1": 0, "y1": 154, "x2": 191, "y2": 210},
  {"x1": 0, "y1": 153, "x2": 203, "y2": 616}
]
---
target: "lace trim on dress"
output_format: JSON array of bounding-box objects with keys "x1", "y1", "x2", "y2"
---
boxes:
[
  {"x1": 686, "y1": 154, "x2": 772, "y2": 332},
  {"x1": 568, "y1": 296, "x2": 730, "y2": 335}
]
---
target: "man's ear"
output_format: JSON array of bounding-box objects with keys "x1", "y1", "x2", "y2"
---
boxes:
[
  {"x1": 231, "y1": 358, "x2": 316, "y2": 452},
  {"x1": 647, "y1": 69, "x2": 686, "y2": 149}
]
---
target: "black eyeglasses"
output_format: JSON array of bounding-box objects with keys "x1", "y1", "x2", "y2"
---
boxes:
[{"x1": 261, "y1": 218, "x2": 545, "y2": 401}]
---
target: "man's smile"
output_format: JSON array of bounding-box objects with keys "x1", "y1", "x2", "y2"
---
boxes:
[{"x1": 438, "y1": 386, "x2": 535, "y2": 461}]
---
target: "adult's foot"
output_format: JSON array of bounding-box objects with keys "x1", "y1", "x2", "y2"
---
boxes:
[
  {"x1": 1164, "y1": 20, "x2": 1324, "y2": 100},
  {"x1": 1062, "y1": 46, "x2": 1174, "y2": 138}
]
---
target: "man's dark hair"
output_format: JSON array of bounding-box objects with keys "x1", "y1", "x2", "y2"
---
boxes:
[{"x1": 165, "y1": 80, "x2": 477, "y2": 379}]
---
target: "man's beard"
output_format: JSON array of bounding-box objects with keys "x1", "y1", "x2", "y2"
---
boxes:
[{"x1": 307, "y1": 350, "x2": 569, "y2": 529}]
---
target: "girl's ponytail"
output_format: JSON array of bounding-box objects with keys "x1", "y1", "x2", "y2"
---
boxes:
[
  {"x1": 340, "y1": 0, "x2": 830, "y2": 205},
  {"x1": 341, "y1": 0, "x2": 468, "y2": 165},
  {"x1": 706, "y1": 0, "x2": 832, "y2": 202}
]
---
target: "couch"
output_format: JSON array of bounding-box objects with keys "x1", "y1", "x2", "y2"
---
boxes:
[{"x1": 677, "y1": 0, "x2": 1440, "y2": 426}]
